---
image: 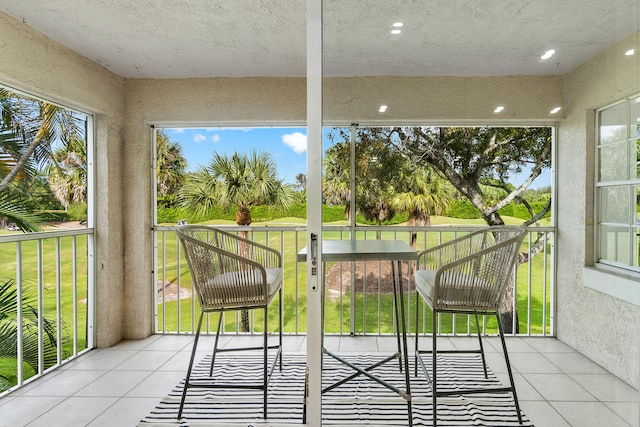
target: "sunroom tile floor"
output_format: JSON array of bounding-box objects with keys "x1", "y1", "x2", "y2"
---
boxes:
[{"x1": 0, "y1": 335, "x2": 638, "y2": 426}]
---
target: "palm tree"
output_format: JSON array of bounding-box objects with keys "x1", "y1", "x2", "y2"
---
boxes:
[
  {"x1": 46, "y1": 136, "x2": 87, "y2": 210},
  {"x1": 180, "y1": 150, "x2": 294, "y2": 331},
  {"x1": 0, "y1": 279, "x2": 60, "y2": 392},
  {"x1": 392, "y1": 164, "x2": 453, "y2": 247},
  {"x1": 0, "y1": 87, "x2": 86, "y2": 231},
  {"x1": 156, "y1": 129, "x2": 186, "y2": 204}
]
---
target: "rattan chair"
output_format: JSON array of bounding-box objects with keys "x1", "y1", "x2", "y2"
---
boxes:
[
  {"x1": 414, "y1": 226, "x2": 526, "y2": 426},
  {"x1": 175, "y1": 225, "x2": 283, "y2": 419}
]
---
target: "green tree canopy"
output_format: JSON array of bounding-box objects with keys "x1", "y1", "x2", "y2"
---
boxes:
[{"x1": 180, "y1": 150, "x2": 294, "y2": 226}]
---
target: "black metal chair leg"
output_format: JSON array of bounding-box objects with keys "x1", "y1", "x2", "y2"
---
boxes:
[
  {"x1": 279, "y1": 287, "x2": 283, "y2": 370},
  {"x1": 178, "y1": 312, "x2": 204, "y2": 419},
  {"x1": 263, "y1": 306, "x2": 269, "y2": 418},
  {"x1": 414, "y1": 290, "x2": 419, "y2": 377},
  {"x1": 474, "y1": 314, "x2": 488, "y2": 379},
  {"x1": 432, "y1": 309, "x2": 438, "y2": 427},
  {"x1": 209, "y1": 312, "x2": 224, "y2": 376},
  {"x1": 496, "y1": 313, "x2": 523, "y2": 424}
]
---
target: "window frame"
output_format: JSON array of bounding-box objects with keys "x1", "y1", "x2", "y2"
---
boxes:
[{"x1": 595, "y1": 93, "x2": 640, "y2": 272}]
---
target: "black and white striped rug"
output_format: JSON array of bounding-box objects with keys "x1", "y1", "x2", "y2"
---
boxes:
[{"x1": 139, "y1": 352, "x2": 533, "y2": 426}]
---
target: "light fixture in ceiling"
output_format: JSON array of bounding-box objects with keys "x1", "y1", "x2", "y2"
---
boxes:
[
  {"x1": 494, "y1": 106, "x2": 504, "y2": 113},
  {"x1": 391, "y1": 22, "x2": 403, "y2": 35},
  {"x1": 379, "y1": 105, "x2": 388, "y2": 113},
  {"x1": 550, "y1": 107, "x2": 562, "y2": 114},
  {"x1": 540, "y1": 49, "x2": 556, "y2": 60},
  {"x1": 625, "y1": 48, "x2": 635, "y2": 56}
]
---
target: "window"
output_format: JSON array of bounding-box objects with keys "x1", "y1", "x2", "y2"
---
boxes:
[{"x1": 596, "y1": 94, "x2": 640, "y2": 271}]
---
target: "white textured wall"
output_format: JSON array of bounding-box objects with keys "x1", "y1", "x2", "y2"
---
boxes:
[
  {"x1": 559, "y1": 30, "x2": 640, "y2": 388},
  {"x1": 4, "y1": 8, "x2": 638, "y2": 391},
  {"x1": 0, "y1": 12, "x2": 126, "y2": 348},
  {"x1": 122, "y1": 75, "x2": 562, "y2": 338},
  {"x1": 122, "y1": 77, "x2": 307, "y2": 338}
]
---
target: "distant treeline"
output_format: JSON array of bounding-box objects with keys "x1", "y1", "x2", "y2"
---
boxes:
[{"x1": 157, "y1": 197, "x2": 551, "y2": 225}]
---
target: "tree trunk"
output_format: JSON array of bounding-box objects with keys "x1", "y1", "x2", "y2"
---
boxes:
[
  {"x1": 237, "y1": 224, "x2": 251, "y2": 332},
  {"x1": 241, "y1": 309, "x2": 250, "y2": 334},
  {"x1": 499, "y1": 277, "x2": 520, "y2": 334}
]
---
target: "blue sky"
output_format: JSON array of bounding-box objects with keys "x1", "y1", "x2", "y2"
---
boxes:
[
  {"x1": 165, "y1": 127, "x2": 309, "y2": 184},
  {"x1": 164, "y1": 127, "x2": 550, "y2": 189}
]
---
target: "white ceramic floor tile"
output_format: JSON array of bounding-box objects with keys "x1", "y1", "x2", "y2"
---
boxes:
[
  {"x1": 113, "y1": 350, "x2": 176, "y2": 371},
  {"x1": 604, "y1": 401, "x2": 640, "y2": 426},
  {"x1": 544, "y1": 351, "x2": 609, "y2": 375},
  {"x1": 157, "y1": 350, "x2": 209, "y2": 371},
  {"x1": 339, "y1": 336, "x2": 379, "y2": 352},
  {"x1": 509, "y1": 352, "x2": 564, "y2": 374},
  {"x1": 488, "y1": 337, "x2": 537, "y2": 353},
  {"x1": 74, "y1": 370, "x2": 151, "y2": 397},
  {"x1": 6, "y1": 370, "x2": 64, "y2": 396},
  {"x1": 283, "y1": 335, "x2": 306, "y2": 352},
  {"x1": 523, "y1": 373, "x2": 598, "y2": 401},
  {"x1": 551, "y1": 401, "x2": 632, "y2": 427},
  {"x1": 65, "y1": 349, "x2": 137, "y2": 371},
  {"x1": 519, "y1": 400, "x2": 571, "y2": 426},
  {"x1": 417, "y1": 335, "x2": 456, "y2": 351},
  {"x1": 107, "y1": 335, "x2": 161, "y2": 351},
  {"x1": 26, "y1": 396, "x2": 118, "y2": 427},
  {"x1": 493, "y1": 372, "x2": 544, "y2": 400},
  {"x1": 450, "y1": 336, "x2": 487, "y2": 351},
  {"x1": 22, "y1": 370, "x2": 105, "y2": 397},
  {"x1": 323, "y1": 335, "x2": 340, "y2": 352},
  {"x1": 0, "y1": 396, "x2": 65, "y2": 426},
  {"x1": 0, "y1": 335, "x2": 634, "y2": 427},
  {"x1": 0, "y1": 396, "x2": 14, "y2": 407},
  {"x1": 570, "y1": 373, "x2": 639, "y2": 402},
  {"x1": 483, "y1": 351, "x2": 512, "y2": 373},
  {"x1": 524, "y1": 337, "x2": 575, "y2": 353},
  {"x1": 87, "y1": 397, "x2": 160, "y2": 426},
  {"x1": 125, "y1": 370, "x2": 185, "y2": 398},
  {"x1": 142, "y1": 334, "x2": 193, "y2": 351}
]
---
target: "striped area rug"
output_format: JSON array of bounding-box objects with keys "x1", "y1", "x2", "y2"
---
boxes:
[{"x1": 139, "y1": 352, "x2": 534, "y2": 426}]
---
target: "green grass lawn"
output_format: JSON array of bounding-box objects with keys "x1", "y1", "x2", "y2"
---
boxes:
[
  {"x1": 0, "y1": 218, "x2": 552, "y2": 391},
  {"x1": 0, "y1": 234, "x2": 90, "y2": 391},
  {"x1": 157, "y1": 218, "x2": 552, "y2": 336}
]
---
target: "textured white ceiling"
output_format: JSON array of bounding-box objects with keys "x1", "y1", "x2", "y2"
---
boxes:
[{"x1": 0, "y1": 0, "x2": 637, "y2": 79}]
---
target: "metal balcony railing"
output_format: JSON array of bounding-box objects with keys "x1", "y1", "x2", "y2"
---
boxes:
[
  {"x1": 0, "y1": 228, "x2": 94, "y2": 396},
  {"x1": 154, "y1": 225, "x2": 555, "y2": 338}
]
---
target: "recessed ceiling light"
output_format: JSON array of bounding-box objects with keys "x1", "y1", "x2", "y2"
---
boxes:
[
  {"x1": 379, "y1": 105, "x2": 388, "y2": 113},
  {"x1": 390, "y1": 29, "x2": 402, "y2": 35},
  {"x1": 494, "y1": 106, "x2": 504, "y2": 113},
  {"x1": 540, "y1": 49, "x2": 556, "y2": 60},
  {"x1": 550, "y1": 107, "x2": 562, "y2": 114},
  {"x1": 392, "y1": 22, "x2": 404, "y2": 27},
  {"x1": 625, "y1": 48, "x2": 635, "y2": 56}
]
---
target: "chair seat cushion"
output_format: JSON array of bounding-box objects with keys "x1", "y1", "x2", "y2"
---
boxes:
[
  {"x1": 415, "y1": 269, "x2": 436, "y2": 300},
  {"x1": 415, "y1": 269, "x2": 498, "y2": 310},
  {"x1": 203, "y1": 268, "x2": 283, "y2": 304}
]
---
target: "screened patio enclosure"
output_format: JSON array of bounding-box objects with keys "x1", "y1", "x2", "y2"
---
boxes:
[{"x1": 0, "y1": 0, "x2": 638, "y2": 425}]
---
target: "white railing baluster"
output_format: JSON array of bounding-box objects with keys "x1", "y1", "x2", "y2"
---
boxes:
[
  {"x1": 56, "y1": 237, "x2": 62, "y2": 364},
  {"x1": 37, "y1": 239, "x2": 43, "y2": 375},
  {"x1": 72, "y1": 236, "x2": 78, "y2": 356},
  {"x1": 16, "y1": 242, "x2": 23, "y2": 387},
  {"x1": 153, "y1": 225, "x2": 556, "y2": 338},
  {"x1": 0, "y1": 229, "x2": 94, "y2": 397}
]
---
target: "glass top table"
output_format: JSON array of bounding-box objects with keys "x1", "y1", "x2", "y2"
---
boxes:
[{"x1": 298, "y1": 239, "x2": 417, "y2": 426}]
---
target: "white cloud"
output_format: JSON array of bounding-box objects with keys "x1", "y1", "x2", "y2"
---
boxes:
[
  {"x1": 211, "y1": 134, "x2": 220, "y2": 143},
  {"x1": 282, "y1": 132, "x2": 307, "y2": 154},
  {"x1": 193, "y1": 134, "x2": 207, "y2": 143}
]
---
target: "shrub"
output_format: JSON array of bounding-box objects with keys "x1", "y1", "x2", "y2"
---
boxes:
[{"x1": 67, "y1": 203, "x2": 87, "y2": 221}]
